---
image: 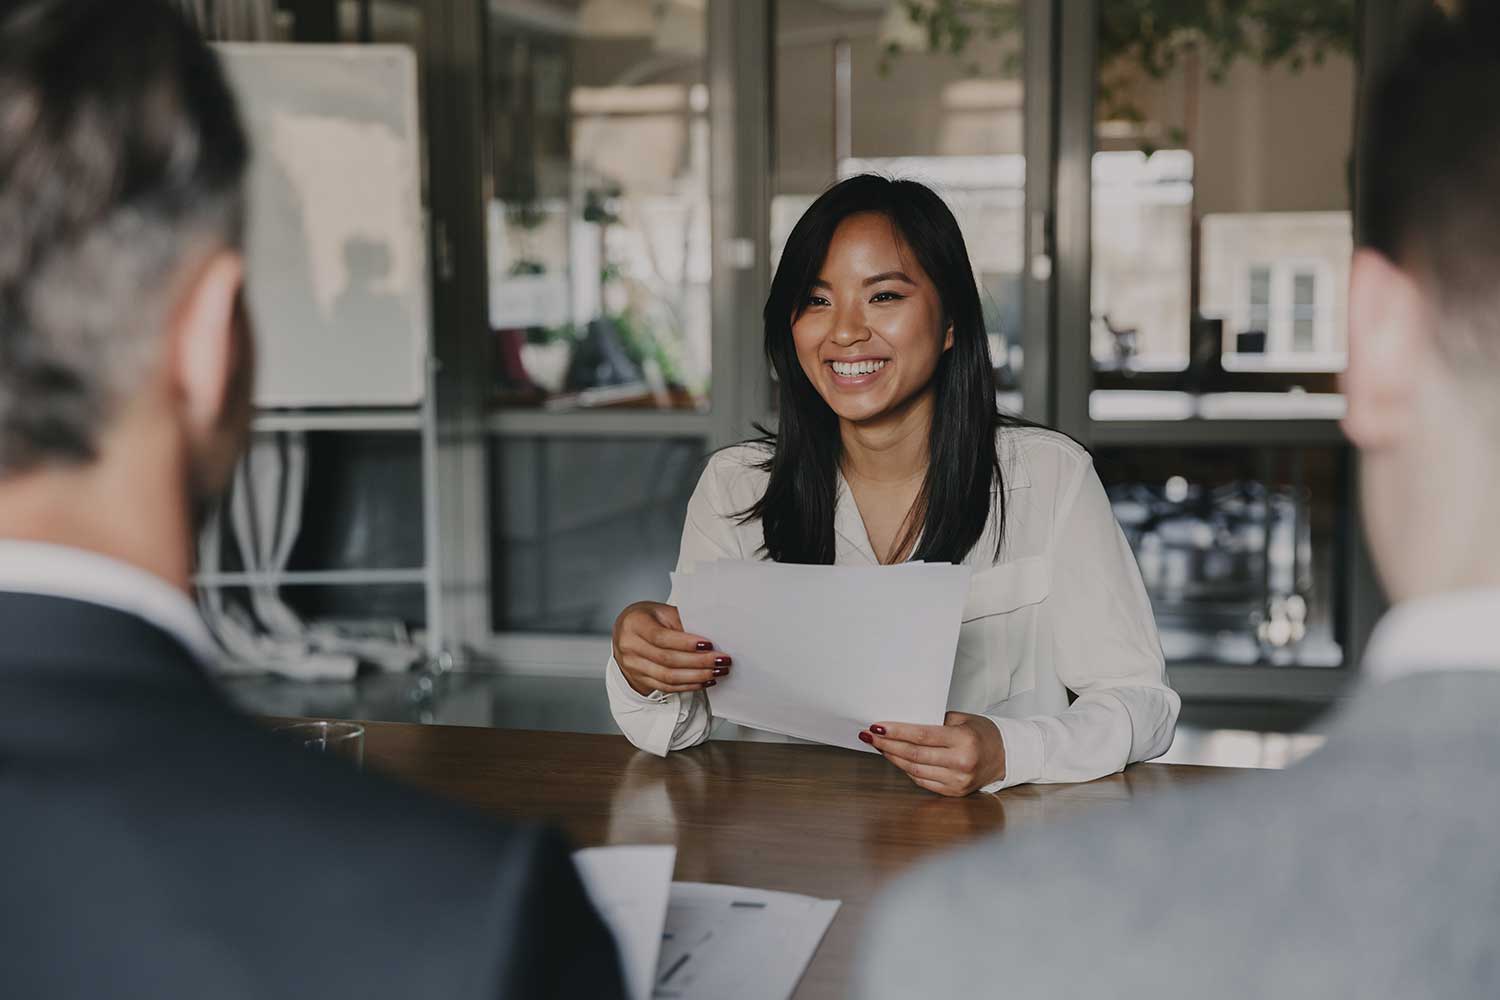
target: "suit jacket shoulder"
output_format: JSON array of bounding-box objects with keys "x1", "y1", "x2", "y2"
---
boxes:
[
  {"x1": 0, "y1": 593, "x2": 623, "y2": 1000},
  {"x1": 860, "y1": 671, "x2": 1500, "y2": 1000}
]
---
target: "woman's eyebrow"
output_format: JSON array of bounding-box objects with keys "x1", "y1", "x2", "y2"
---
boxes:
[{"x1": 862, "y1": 270, "x2": 915, "y2": 286}]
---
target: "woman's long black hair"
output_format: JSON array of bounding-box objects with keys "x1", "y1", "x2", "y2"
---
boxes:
[{"x1": 742, "y1": 174, "x2": 1019, "y2": 565}]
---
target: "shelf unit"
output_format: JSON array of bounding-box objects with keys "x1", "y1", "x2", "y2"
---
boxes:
[
  {"x1": 1087, "y1": 414, "x2": 1364, "y2": 698},
  {"x1": 486, "y1": 408, "x2": 715, "y2": 439},
  {"x1": 1089, "y1": 417, "x2": 1348, "y2": 448},
  {"x1": 194, "y1": 372, "x2": 445, "y2": 662}
]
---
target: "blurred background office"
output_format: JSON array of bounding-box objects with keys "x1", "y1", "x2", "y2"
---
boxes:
[{"x1": 188, "y1": 0, "x2": 1444, "y2": 768}]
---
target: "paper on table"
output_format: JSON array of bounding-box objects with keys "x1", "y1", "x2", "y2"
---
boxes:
[
  {"x1": 671, "y1": 560, "x2": 972, "y2": 752},
  {"x1": 573, "y1": 847, "x2": 840, "y2": 1000},
  {"x1": 574, "y1": 845, "x2": 677, "y2": 1000},
  {"x1": 654, "y1": 882, "x2": 840, "y2": 1000}
]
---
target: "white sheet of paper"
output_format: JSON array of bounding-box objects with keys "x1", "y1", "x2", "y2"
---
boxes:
[
  {"x1": 671, "y1": 560, "x2": 972, "y2": 752},
  {"x1": 654, "y1": 882, "x2": 840, "y2": 1000},
  {"x1": 574, "y1": 845, "x2": 677, "y2": 1000}
]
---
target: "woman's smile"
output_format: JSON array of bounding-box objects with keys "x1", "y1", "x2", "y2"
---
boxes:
[{"x1": 826, "y1": 356, "x2": 892, "y2": 388}]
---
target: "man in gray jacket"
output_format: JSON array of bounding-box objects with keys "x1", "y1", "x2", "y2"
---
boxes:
[{"x1": 859, "y1": 6, "x2": 1500, "y2": 998}]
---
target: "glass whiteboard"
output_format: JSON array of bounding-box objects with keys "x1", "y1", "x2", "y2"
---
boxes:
[{"x1": 217, "y1": 44, "x2": 429, "y2": 407}]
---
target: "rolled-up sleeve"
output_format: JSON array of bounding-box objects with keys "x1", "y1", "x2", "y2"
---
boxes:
[
  {"x1": 981, "y1": 454, "x2": 1179, "y2": 791},
  {"x1": 606, "y1": 453, "x2": 745, "y2": 756}
]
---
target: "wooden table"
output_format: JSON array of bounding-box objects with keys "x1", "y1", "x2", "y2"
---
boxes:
[{"x1": 361, "y1": 723, "x2": 1240, "y2": 999}]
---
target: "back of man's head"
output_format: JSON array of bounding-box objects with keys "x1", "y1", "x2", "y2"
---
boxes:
[
  {"x1": 1360, "y1": 1, "x2": 1500, "y2": 376},
  {"x1": 0, "y1": 0, "x2": 248, "y2": 477},
  {"x1": 1347, "y1": 1, "x2": 1500, "y2": 601}
]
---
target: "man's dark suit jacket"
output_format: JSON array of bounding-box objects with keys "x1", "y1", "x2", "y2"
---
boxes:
[{"x1": 0, "y1": 593, "x2": 625, "y2": 999}]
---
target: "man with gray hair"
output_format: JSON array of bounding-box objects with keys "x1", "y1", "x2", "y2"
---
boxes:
[
  {"x1": 860, "y1": 5, "x2": 1500, "y2": 997},
  {"x1": 0, "y1": 2, "x2": 622, "y2": 997}
]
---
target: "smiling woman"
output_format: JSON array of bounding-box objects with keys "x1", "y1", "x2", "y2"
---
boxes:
[
  {"x1": 606, "y1": 174, "x2": 1180, "y2": 801},
  {"x1": 758, "y1": 178, "x2": 1004, "y2": 568}
]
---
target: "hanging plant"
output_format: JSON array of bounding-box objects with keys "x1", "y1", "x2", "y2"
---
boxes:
[{"x1": 883, "y1": 0, "x2": 1355, "y2": 123}]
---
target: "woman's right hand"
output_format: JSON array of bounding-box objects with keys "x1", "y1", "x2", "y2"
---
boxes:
[{"x1": 612, "y1": 601, "x2": 730, "y2": 697}]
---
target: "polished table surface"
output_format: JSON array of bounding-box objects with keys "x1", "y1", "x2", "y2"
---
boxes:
[{"x1": 360, "y1": 723, "x2": 1244, "y2": 999}]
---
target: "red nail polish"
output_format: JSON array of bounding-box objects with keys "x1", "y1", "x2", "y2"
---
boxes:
[
  {"x1": 714, "y1": 656, "x2": 731, "y2": 666},
  {"x1": 870, "y1": 725, "x2": 887, "y2": 737},
  {"x1": 695, "y1": 641, "x2": 713, "y2": 651},
  {"x1": 704, "y1": 679, "x2": 717, "y2": 687},
  {"x1": 712, "y1": 667, "x2": 728, "y2": 677},
  {"x1": 858, "y1": 731, "x2": 874, "y2": 744}
]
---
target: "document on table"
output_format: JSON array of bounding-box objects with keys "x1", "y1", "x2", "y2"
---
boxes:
[
  {"x1": 671, "y1": 560, "x2": 972, "y2": 752},
  {"x1": 653, "y1": 883, "x2": 840, "y2": 1000},
  {"x1": 573, "y1": 847, "x2": 839, "y2": 1000},
  {"x1": 574, "y1": 845, "x2": 678, "y2": 1000}
]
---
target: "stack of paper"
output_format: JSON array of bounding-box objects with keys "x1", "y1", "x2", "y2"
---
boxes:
[
  {"x1": 575, "y1": 846, "x2": 839, "y2": 1000},
  {"x1": 671, "y1": 560, "x2": 972, "y2": 752}
]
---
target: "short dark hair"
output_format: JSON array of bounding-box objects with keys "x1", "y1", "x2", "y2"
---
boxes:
[
  {"x1": 746, "y1": 174, "x2": 1021, "y2": 565},
  {"x1": 0, "y1": 0, "x2": 248, "y2": 474},
  {"x1": 1361, "y1": 2, "x2": 1500, "y2": 367}
]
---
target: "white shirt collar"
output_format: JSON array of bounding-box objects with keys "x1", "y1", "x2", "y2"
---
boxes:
[
  {"x1": 1362, "y1": 587, "x2": 1500, "y2": 684},
  {"x1": 830, "y1": 448, "x2": 1032, "y2": 566},
  {"x1": 0, "y1": 540, "x2": 219, "y2": 666}
]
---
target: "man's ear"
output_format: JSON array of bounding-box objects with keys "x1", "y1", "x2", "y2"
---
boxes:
[
  {"x1": 169, "y1": 250, "x2": 245, "y2": 436},
  {"x1": 1341, "y1": 248, "x2": 1428, "y2": 452}
]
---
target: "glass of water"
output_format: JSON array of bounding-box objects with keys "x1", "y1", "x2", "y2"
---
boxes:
[{"x1": 273, "y1": 721, "x2": 365, "y2": 769}]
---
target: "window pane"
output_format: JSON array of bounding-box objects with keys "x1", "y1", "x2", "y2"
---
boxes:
[
  {"x1": 491, "y1": 436, "x2": 706, "y2": 633},
  {"x1": 1091, "y1": 3, "x2": 1356, "y2": 413},
  {"x1": 1243, "y1": 264, "x2": 1272, "y2": 355},
  {"x1": 1096, "y1": 446, "x2": 1347, "y2": 668},
  {"x1": 1091, "y1": 150, "x2": 1193, "y2": 371},
  {"x1": 1293, "y1": 272, "x2": 1316, "y2": 307},
  {"x1": 484, "y1": 3, "x2": 711, "y2": 412},
  {"x1": 1292, "y1": 271, "x2": 1318, "y2": 352},
  {"x1": 1293, "y1": 318, "x2": 1316, "y2": 353},
  {"x1": 774, "y1": 0, "x2": 1026, "y2": 413},
  {"x1": 1249, "y1": 266, "x2": 1271, "y2": 310}
]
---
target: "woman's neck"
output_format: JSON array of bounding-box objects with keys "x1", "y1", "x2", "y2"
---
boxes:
[{"x1": 839, "y1": 388, "x2": 934, "y2": 485}]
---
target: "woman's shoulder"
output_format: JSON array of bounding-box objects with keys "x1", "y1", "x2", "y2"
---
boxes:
[
  {"x1": 711, "y1": 439, "x2": 775, "y2": 466},
  {"x1": 705, "y1": 440, "x2": 774, "y2": 479},
  {"x1": 696, "y1": 440, "x2": 774, "y2": 507},
  {"x1": 996, "y1": 423, "x2": 1092, "y2": 488}
]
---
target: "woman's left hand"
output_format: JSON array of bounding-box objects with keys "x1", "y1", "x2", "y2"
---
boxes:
[{"x1": 861, "y1": 712, "x2": 1006, "y2": 797}]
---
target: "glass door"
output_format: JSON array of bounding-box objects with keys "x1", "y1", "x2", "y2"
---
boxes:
[
  {"x1": 484, "y1": 1, "x2": 713, "y2": 413},
  {"x1": 1048, "y1": 0, "x2": 1379, "y2": 698},
  {"x1": 774, "y1": 0, "x2": 1029, "y2": 414},
  {"x1": 475, "y1": 1, "x2": 770, "y2": 666}
]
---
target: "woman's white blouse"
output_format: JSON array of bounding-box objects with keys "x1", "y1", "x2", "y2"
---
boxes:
[{"x1": 605, "y1": 426, "x2": 1180, "y2": 793}]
